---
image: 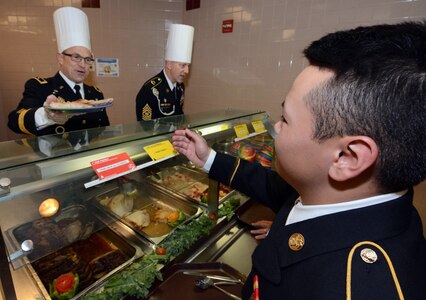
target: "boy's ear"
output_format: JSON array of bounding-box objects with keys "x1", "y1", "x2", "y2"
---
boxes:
[{"x1": 329, "y1": 136, "x2": 378, "y2": 181}]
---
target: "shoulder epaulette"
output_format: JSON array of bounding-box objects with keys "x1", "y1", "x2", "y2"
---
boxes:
[
  {"x1": 32, "y1": 77, "x2": 48, "y2": 84},
  {"x1": 145, "y1": 76, "x2": 162, "y2": 88},
  {"x1": 93, "y1": 86, "x2": 102, "y2": 93},
  {"x1": 84, "y1": 83, "x2": 102, "y2": 93}
]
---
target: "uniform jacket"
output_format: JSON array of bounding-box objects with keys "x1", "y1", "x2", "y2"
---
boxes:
[
  {"x1": 135, "y1": 70, "x2": 184, "y2": 121},
  {"x1": 8, "y1": 72, "x2": 110, "y2": 136},
  {"x1": 210, "y1": 152, "x2": 426, "y2": 300}
]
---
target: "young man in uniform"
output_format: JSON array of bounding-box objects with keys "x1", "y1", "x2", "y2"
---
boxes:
[
  {"x1": 136, "y1": 24, "x2": 194, "y2": 121},
  {"x1": 8, "y1": 7, "x2": 109, "y2": 137},
  {"x1": 172, "y1": 21, "x2": 426, "y2": 299}
]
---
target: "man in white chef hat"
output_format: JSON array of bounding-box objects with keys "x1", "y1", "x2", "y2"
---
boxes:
[
  {"x1": 136, "y1": 24, "x2": 194, "y2": 121},
  {"x1": 8, "y1": 7, "x2": 110, "y2": 137}
]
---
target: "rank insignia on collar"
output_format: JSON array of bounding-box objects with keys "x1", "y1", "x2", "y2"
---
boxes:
[{"x1": 33, "y1": 77, "x2": 47, "y2": 84}]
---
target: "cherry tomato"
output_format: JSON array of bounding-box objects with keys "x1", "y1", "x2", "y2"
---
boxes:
[
  {"x1": 55, "y1": 273, "x2": 75, "y2": 294},
  {"x1": 208, "y1": 212, "x2": 217, "y2": 221},
  {"x1": 156, "y1": 246, "x2": 166, "y2": 255}
]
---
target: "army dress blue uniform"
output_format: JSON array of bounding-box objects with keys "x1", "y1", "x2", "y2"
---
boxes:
[
  {"x1": 135, "y1": 70, "x2": 184, "y2": 121},
  {"x1": 209, "y1": 152, "x2": 426, "y2": 300},
  {"x1": 8, "y1": 72, "x2": 110, "y2": 136}
]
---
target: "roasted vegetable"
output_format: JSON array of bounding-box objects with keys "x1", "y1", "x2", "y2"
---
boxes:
[
  {"x1": 49, "y1": 273, "x2": 79, "y2": 300},
  {"x1": 167, "y1": 210, "x2": 186, "y2": 228}
]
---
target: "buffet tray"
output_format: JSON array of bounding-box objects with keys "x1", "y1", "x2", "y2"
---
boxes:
[
  {"x1": 28, "y1": 226, "x2": 141, "y2": 300},
  {"x1": 145, "y1": 165, "x2": 234, "y2": 206},
  {"x1": 93, "y1": 180, "x2": 203, "y2": 244},
  {"x1": 6, "y1": 204, "x2": 103, "y2": 266},
  {"x1": 147, "y1": 262, "x2": 246, "y2": 300}
]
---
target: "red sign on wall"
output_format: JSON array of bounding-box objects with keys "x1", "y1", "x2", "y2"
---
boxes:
[{"x1": 222, "y1": 19, "x2": 233, "y2": 33}]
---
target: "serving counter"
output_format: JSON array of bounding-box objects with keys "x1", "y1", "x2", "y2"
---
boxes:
[{"x1": 0, "y1": 109, "x2": 275, "y2": 300}]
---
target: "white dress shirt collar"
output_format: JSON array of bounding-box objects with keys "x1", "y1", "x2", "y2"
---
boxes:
[
  {"x1": 286, "y1": 190, "x2": 408, "y2": 225},
  {"x1": 163, "y1": 69, "x2": 176, "y2": 91},
  {"x1": 59, "y1": 71, "x2": 84, "y2": 99}
]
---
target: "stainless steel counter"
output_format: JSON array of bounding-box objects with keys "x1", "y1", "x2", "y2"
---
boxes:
[{"x1": 188, "y1": 218, "x2": 259, "y2": 276}]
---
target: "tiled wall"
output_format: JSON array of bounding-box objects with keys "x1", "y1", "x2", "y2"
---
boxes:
[
  {"x1": 0, "y1": 0, "x2": 425, "y2": 143},
  {"x1": 182, "y1": 0, "x2": 426, "y2": 122},
  {"x1": 0, "y1": 0, "x2": 183, "y2": 141}
]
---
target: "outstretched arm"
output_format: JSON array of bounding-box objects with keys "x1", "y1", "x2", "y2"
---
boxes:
[{"x1": 172, "y1": 129, "x2": 211, "y2": 168}]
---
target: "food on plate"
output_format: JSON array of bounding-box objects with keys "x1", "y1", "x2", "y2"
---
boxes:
[
  {"x1": 124, "y1": 210, "x2": 150, "y2": 228},
  {"x1": 100, "y1": 193, "x2": 134, "y2": 217},
  {"x1": 47, "y1": 96, "x2": 114, "y2": 109},
  {"x1": 49, "y1": 273, "x2": 79, "y2": 300},
  {"x1": 79, "y1": 98, "x2": 114, "y2": 106}
]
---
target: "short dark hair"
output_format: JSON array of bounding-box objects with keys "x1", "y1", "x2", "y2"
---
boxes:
[{"x1": 303, "y1": 22, "x2": 426, "y2": 192}]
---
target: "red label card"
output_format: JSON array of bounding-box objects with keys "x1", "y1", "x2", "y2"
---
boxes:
[{"x1": 90, "y1": 152, "x2": 136, "y2": 180}]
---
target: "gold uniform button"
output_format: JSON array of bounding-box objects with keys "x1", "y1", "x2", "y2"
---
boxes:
[
  {"x1": 288, "y1": 233, "x2": 305, "y2": 251},
  {"x1": 82, "y1": 120, "x2": 86, "y2": 124},
  {"x1": 360, "y1": 248, "x2": 378, "y2": 264}
]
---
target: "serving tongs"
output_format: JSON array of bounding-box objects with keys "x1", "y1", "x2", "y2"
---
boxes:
[
  {"x1": 183, "y1": 270, "x2": 243, "y2": 284},
  {"x1": 195, "y1": 277, "x2": 242, "y2": 300}
]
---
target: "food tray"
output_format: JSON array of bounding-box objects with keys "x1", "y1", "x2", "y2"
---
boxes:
[
  {"x1": 147, "y1": 262, "x2": 246, "y2": 300},
  {"x1": 146, "y1": 165, "x2": 207, "y2": 191},
  {"x1": 146, "y1": 165, "x2": 234, "y2": 206},
  {"x1": 237, "y1": 198, "x2": 276, "y2": 228},
  {"x1": 29, "y1": 226, "x2": 139, "y2": 300},
  {"x1": 6, "y1": 205, "x2": 103, "y2": 264},
  {"x1": 94, "y1": 180, "x2": 203, "y2": 244}
]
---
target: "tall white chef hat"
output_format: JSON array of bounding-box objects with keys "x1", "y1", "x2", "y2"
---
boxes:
[
  {"x1": 165, "y1": 24, "x2": 194, "y2": 64},
  {"x1": 53, "y1": 7, "x2": 91, "y2": 53}
]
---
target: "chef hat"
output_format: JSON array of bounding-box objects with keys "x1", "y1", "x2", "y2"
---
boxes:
[
  {"x1": 53, "y1": 7, "x2": 91, "y2": 53},
  {"x1": 165, "y1": 24, "x2": 194, "y2": 64}
]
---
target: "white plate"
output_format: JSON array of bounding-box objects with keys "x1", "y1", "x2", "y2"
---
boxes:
[{"x1": 47, "y1": 103, "x2": 112, "y2": 112}]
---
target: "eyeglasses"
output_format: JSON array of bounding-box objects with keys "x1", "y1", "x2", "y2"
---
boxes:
[{"x1": 62, "y1": 53, "x2": 95, "y2": 65}]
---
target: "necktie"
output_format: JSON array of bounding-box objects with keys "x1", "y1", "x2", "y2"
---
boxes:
[
  {"x1": 172, "y1": 86, "x2": 176, "y2": 100},
  {"x1": 74, "y1": 85, "x2": 83, "y2": 99}
]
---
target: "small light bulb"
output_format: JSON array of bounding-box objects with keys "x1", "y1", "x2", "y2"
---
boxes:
[{"x1": 39, "y1": 198, "x2": 60, "y2": 217}]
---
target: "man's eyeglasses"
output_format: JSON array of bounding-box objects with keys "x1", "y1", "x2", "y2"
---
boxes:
[{"x1": 62, "y1": 53, "x2": 95, "y2": 65}]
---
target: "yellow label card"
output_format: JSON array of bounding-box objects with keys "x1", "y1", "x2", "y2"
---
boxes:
[
  {"x1": 252, "y1": 120, "x2": 266, "y2": 132},
  {"x1": 144, "y1": 140, "x2": 177, "y2": 160},
  {"x1": 234, "y1": 124, "x2": 250, "y2": 138},
  {"x1": 220, "y1": 124, "x2": 229, "y2": 131}
]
